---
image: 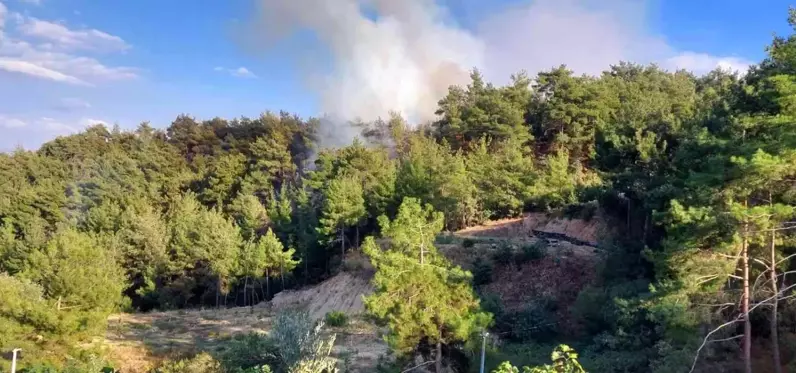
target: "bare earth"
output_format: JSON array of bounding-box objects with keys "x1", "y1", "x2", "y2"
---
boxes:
[{"x1": 105, "y1": 276, "x2": 388, "y2": 373}]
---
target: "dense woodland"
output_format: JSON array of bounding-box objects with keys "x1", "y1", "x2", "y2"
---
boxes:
[{"x1": 4, "y1": 9, "x2": 796, "y2": 373}]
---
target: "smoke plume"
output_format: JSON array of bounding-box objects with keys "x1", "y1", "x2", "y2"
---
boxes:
[{"x1": 248, "y1": 0, "x2": 752, "y2": 144}]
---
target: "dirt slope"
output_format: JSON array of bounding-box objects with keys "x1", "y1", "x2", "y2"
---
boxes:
[
  {"x1": 269, "y1": 271, "x2": 373, "y2": 320},
  {"x1": 456, "y1": 212, "x2": 607, "y2": 246}
]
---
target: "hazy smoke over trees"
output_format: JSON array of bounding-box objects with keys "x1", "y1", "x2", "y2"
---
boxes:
[{"x1": 248, "y1": 0, "x2": 752, "y2": 144}]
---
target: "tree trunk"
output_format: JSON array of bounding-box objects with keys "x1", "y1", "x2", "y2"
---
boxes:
[
  {"x1": 742, "y1": 220, "x2": 752, "y2": 373},
  {"x1": 436, "y1": 330, "x2": 443, "y2": 373},
  {"x1": 643, "y1": 213, "x2": 649, "y2": 244},
  {"x1": 770, "y1": 229, "x2": 782, "y2": 373},
  {"x1": 266, "y1": 269, "x2": 271, "y2": 299},
  {"x1": 244, "y1": 277, "x2": 248, "y2": 307},
  {"x1": 260, "y1": 279, "x2": 266, "y2": 301},
  {"x1": 304, "y1": 247, "x2": 309, "y2": 285},
  {"x1": 216, "y1": 277, "x2": 222, "y2": 308},
  {"x1": 341, "y1": 227, "x2": 345, "y2": 260},
  {"x1": 356, "y1": 224, "x2": 360, "y2": 249},
  {"x1": 280, "y1": 260, "x2": 285, "y2": 290}
]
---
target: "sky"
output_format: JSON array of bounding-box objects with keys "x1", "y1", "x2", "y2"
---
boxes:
[{"x1": 0, "y1": 0, "x2": 792, "y2": 151}]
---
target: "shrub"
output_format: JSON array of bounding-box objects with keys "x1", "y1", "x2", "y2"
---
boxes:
[
  {"x1": 471, "y1": 258, "x2": 494, "y2": 286},
  {"x1": 155, "y1": 353, "x2": 222, "y2": 373},
  {"x1": 478, "y1": 292, "x2": 505, "y2": 321},
  {"x1": 216, "y1": 333, "x2": 279, "y2": 372},
  {"x1": 270, "y1": 310, "x2": 337, "y2": 371},
  {"x1": 462, "y1": 238, "x2": 476, "y2": 248},
  {"x1": 492, "y1": 345, "x2": 586, "y2": 373},
  {"x1": 325, "y1": 311, "x2": 348, "y2": 327},
  {"x1": 493, "y1": 242, "x2": 514, "y2": 266},
  {"x1": 520, "y1": 241, "x2": 547, "y2": 263},
  {"x1": 507, "y1": 298, "x2": 559, "y2": 343}
]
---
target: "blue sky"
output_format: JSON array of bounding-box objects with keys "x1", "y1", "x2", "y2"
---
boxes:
[{"x1": 0, "y1": 0, "x2": 792, "y2": 150}]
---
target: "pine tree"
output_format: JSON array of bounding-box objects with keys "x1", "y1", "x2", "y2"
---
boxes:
[
  {"x1": 363, "y1": 198, "x2": 491, "y2": 372},
  {"x1": 318, "y1": 175, "x2": 365, "y2": 259}
]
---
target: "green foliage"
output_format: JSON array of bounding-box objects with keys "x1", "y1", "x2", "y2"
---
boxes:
[
  {"x1": 363, "y1": 199, "x2": 492, "y2": 359},
  {"x1": 25, "y1": 228, "x2": 126, "y2": 313},
  {"x1": 155, "y1": 353, "x2": 222, "y2": 373},
  {"x1": 324, "y1": 311, "x2": 348, "y2": 327},
  {"x1": 5, "y1": 10, "x2": 796, "y2": 371},
  {"x1": 318, "y1": 174, "x2": 366, "y2": 256},
  {"x1": 270, "y1": 310, "x2": 337, "y2": 373},
  {"x1": 471, "y1": 257, "x2": 494, "y2": 286},
  {"x1": 491, "y1": 345, "x2": 586, "y2": 373},
  {"x1": 519, "y1": 241, "x2": 546, "y2": 263},
  {"x1": 493, "y1": 242, "x2": 515, "y2": 266},
  {"x1": 228, "y1": 193, "x2": 269, "y2": 241},
  {"x1": 505, "y1": 304, "x2": 558, "y2": 343},
  {"x1": 435, "y1": 70, "x2": 532, "y2": 150},
  {"x1": 216, "y1": 333, "x2": 279, "y2": 373}
]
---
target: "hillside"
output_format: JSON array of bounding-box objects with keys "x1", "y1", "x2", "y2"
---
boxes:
[{"x1": 104, "y1": 212, "x2": 604, "y2": 372}]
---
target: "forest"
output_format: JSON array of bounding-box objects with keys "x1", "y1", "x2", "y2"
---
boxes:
[{"x1": 3, "y1": 8, "x2": 796, "y2": 373}]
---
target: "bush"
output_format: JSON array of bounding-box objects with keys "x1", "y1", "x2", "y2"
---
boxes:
[
  {"x1": 471, "y1": 258, "x2": 494, "y2": 286},
  {"x1": 519, "y1": 241, "x2": 547, "y2": 263},
  {"x1": 492, "y1": 345, "x2": 585, "y2": 373},
  {"x1": 270, "y1": 310, "x2": 337, "y2": 371},
  {"x1": 155, "y1": 353, "x2": 222, "y2": 373},
  {"x1": 493, "y1": 242, "x2": 514, "y2": 266},
  {"x1": 462, "y1": 238, "x2": 476, "y2": 248},
  {"x1": 478, "y1": 292, "x2": 505, "y2": 320},
  {"x1": 216, "y1": 333, "x2": 279, "y2": 372},
  {"x1": 506, "y1": 298, "x2": 559, "y2": 343},
  {"x1": 325, "y1": 311, "x2": 348, "y2": 327}
]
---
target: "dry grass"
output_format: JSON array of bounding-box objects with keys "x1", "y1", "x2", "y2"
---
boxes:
[{"x1": 105, "y1": 294, "x2": 388, "y2": 372}]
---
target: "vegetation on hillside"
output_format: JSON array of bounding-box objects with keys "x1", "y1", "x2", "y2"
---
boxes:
[{"x1": 3, "y1": 8, "x2": 796, "y2": 373}]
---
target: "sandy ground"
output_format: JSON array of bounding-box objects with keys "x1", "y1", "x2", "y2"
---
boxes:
[
  {"x1": 105, "y1": 303, "x2": 388, "y2": 373},
  {"x1": 269, "y1": 271, "x2": 374, "y2": 320}
]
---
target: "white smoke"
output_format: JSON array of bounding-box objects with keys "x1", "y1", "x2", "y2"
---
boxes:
[
  {"x1": 248, "y1": 0, "x2": 754, "y2": 144},
  {"x1": 251, "y1": 0, "x2": 483, "y2": 128}
]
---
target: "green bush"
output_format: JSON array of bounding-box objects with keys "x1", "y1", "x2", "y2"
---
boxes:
[
  {"x1": 519, "y1": 241, "x2": 547, "y2": 263},
  {"x1": 472, "y1": 258, "x2": 494, "y2": 286},
  {"x1": 216, "y1": 333, "x2": 279, "y2": 373},
  {"x1": 325, "y1": 310, "x2": 348, "y2": 327},
  {"x1": 491, "y1": 345, "x2": 586, "y2": 373},
  {"x1": 507, "y1": 306, "x2": 558, "y2": 343},
  {"x1": 478, "y1": 292, "x2": 505, "y2": 320},
  {"x1": 493, "y1": 242, "x2": 514, "y2": 266},
  {"x1": 462, "y1": 238, "x2": 476, "y2": 248},
  {"x1": 154, "y1": 353, "x2": 222, "y2": 373}
]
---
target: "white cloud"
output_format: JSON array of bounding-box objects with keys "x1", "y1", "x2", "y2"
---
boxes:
[
  {"x1": 0, "y1": 7, "x2": 138, "y2": 85},
  {"x1": 54, "y1": 97, "x2": 91, "y2": 111},
  {"x1": 214, "y1": 66, "x2": 258, "y2": 78},
  {"x1": 0, "y1": 58, "x2": 89, "y2": 84},
  {"x1": 0, "y1": 114, "x2": 27, "y2": 128},
  {"x1": 17, "y1": 17, "x2": 130, "y2": 52},
  {"x1": 38, "y1": 116, "x2": 79, "y2": 134},
  {"x1": 664, "y1": 52, "x2": 753, "y2": 75}
]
